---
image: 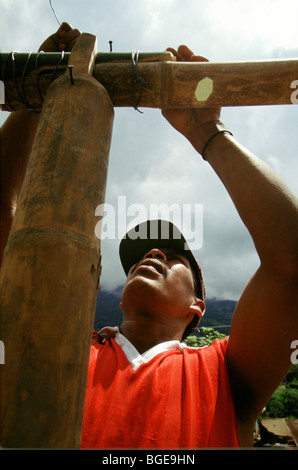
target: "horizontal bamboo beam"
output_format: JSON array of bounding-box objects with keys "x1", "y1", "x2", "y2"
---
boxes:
[
  {"x1": 1, "y1": 52, "x2": 298, "y2": 112},
  {"x1": 0, "y1": 51, "x2": 172, "y2": 112},
  {"x1": 0, "y1": 51, "x2": 172, "y2": 79}
]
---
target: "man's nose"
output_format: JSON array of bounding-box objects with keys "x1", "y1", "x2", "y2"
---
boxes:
[{"x1": 143, "y1": 248, "x2": 167, "y2": 261}]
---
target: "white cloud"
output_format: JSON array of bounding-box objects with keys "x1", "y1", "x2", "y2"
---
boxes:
[
  {"x1": 1, "y1": 0, "x2": 297, "y2": 301},
  {"x1": 202, "y1": 0, "x2": 298, "y2": 56},
  {"x1": 265, "y1": 154, "x2": 282, "y2": 174}
]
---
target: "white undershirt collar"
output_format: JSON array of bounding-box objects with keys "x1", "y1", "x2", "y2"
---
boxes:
[{"x1": 98, "y1": 326, "x2": 189, "y2": 371}]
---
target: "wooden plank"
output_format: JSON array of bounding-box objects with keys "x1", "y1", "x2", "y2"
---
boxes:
[
  {"x1": 68, "y1": 33, "x2": 97, "y2": 75},
  {"x1": 0, "y1": 34, "x2": 114, "y2": 448},
  {"x1": 1, "y1": 56, "x2": 298, "y2": 112}
]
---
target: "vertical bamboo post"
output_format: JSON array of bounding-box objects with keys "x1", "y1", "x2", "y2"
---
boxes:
[{"x1": 0, "y1": 34, "x2": 114, "y2": 448}]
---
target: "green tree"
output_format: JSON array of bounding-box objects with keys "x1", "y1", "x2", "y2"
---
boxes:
[
  {"x1": 261, "y1": 364, "x2": 298, "y2": 418},
  {"x1": 184, "y1": 327, "x2": 226, "y2": 348}
]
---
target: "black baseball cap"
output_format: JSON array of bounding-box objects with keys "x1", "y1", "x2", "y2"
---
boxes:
[{"x1": 119, "y1": 219, "x2": 205, "y2": 301}]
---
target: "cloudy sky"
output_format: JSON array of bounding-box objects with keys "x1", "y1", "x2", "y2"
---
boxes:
[{"x1": 1, "y1": 0, "x2": 298, "y2": 301}]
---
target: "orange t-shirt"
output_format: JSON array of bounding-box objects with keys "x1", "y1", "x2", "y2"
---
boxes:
[{"x1": 81, "y1": 328, "x2": 240, "y2": 449}]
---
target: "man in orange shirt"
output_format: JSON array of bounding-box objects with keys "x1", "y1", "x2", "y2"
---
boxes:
[
  {"x1": 81, "y1": 219, "x2": 240, "y2": 448},
  {"x1": 1, "y1": 25, "x2": 297, "y2": 448}
]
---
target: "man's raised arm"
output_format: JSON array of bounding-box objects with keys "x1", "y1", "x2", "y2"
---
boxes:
[{"x1": 162, "y1": 45, "x2": 298, "y2": 445}]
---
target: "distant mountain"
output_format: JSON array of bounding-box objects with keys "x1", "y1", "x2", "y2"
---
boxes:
[
  {"x1": 200, "y1": 298, "x2": 237, "y2": 335},
  {"x1": 94, "y1": 287, "x2": 123, "y2": 331},
  {"x1": 94, "y1": 288, "x2": 237, "y2": 336}
]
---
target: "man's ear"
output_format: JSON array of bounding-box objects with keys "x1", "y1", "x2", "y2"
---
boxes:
[{"x1": 189, "y1": 298, "x2": 205, "y2": 319}]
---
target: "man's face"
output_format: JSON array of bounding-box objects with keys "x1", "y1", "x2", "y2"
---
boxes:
[{"x1": 120, "y1": 247, "x2": 203, "y2": 325}]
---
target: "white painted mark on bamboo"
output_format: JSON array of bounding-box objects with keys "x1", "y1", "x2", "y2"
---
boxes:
[{"x1": 195, "y1": 77, "x2": 213, "y2": 102}]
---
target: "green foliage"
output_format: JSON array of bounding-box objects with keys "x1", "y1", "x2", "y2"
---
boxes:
[
  {"x1": 285, "y1": 363, "x2": 298, "y2": 388},
  {"x1": 261, "y1": 364, "x2": 298, "y2": 419},
  {"x1": 261, "y1": 386, "x2": 298, "y2": 418},
  {"x1": 184, "y1": 327, "x2": 226, "y2": 348}
]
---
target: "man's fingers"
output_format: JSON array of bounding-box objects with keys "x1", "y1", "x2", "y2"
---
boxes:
[
  {"x1": 57, "y1": 22, "x2": 73, "y2": 35},
  {"x1": 190, "y1": 54, "x2": 209, "y2": 63},
  {"x1": 166, "y1": 47, "x2": 183, "y2": 61},
  {"x1": 178, "y1": 45, "x2": 209, "y2": 62},
  {"x1": 177, "y1": 45, "x2": 195, "y2": 60},
  {"x1": 166, "y1": 45, "x2": 209, "y2": 63},
  {"x1": 39, "y1": 22, "x2": 81, "y2": 52},
  {"x1": 59, "y1": 28, "x2": 81, "y2": 51},
  {"x1": 51, "y1": 22, "x2": 73, "y2": 47}
]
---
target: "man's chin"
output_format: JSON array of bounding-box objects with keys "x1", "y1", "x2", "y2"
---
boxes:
[{"x1": 121, "y1": 276, "x2": 166, "y2": 309}]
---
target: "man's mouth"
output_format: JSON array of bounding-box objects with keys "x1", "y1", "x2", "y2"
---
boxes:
[{"x1": 132, "y1": 259, "x2": 165, "y2": 276}]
